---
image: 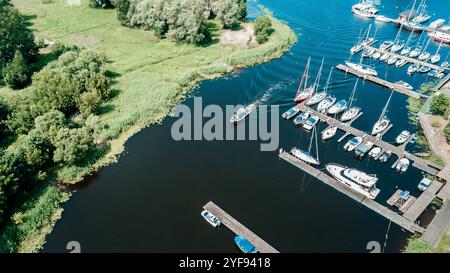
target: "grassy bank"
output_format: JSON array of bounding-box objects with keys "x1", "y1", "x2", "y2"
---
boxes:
[
  {"x1": 404, "y1": 234, "x2": 450, "y2": 253},
  {"x1": 0, "y1": 0, "x2": 296, "y2": 252}
]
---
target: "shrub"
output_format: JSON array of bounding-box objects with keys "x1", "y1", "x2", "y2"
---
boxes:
[
  {"x1": 444, "y1": 122, "x2": 450, "y2": 143},
  {"x1": 89, "y1": 0, "x2": 115, "y2": 8},
  {"x1": 115, "y1": 0, "x2": 130, "y2": 25},
  {"x1": 254, "y1": 16, "x2": 273, "y2": 44},
  {"x1": 3, "y1": 50, "x2": 29, "y2": 89},
  {"x1": 79, "y1": 91, "x2": 102, "y2": 115},
  {"x1": 430, "y1": 94, "x2": 449, "y2": 116}
]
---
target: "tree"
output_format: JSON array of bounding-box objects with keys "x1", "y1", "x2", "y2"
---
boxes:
[
  {"x1": 0, "y1": 5, "x2": 36, "y2": 78},
  {"x1": 116, "y1": 0, "x2": 130, "y2": 25},
  {"x1": 79, "y1": 91, "x2": 102, "y2": 115},
  {"x1": 0, "y1": 0, "x2": 11, "y2": 7},
  {"x1": 85, "y1": 72, "x2": 111, "y2": 100},
  {"x1": 445, "y1": 122, "x2": 450, "y2": 143},
  {"x1": 89, "y1": 0, "x2": 115, "y2": 8},
  {"x1": 216, "y1": 0, "x2": 240, "y2": 29},
  {"x1": 53, "y1": 127, "x2": 95, "y2": 164},
  {"x1": 32, "y1": 69, "x2": 80, "y2": 114},
  {"x1": 237, "y1": 0, "x2": 247, "y2": 20},
  {"x1": 0, "y1": 96, "x2": 8, "y2": 137},
  {"x1": 254, "y1": 16, "x2": 273, "y2": 44},
  {"x1": 430, "y1": 94, "x2": 450, "y2": 116},
  {"x1": 3, "y1": 50, "x2": 29, "y2": 89}
]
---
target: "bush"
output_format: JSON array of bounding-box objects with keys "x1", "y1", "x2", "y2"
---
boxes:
[
  {"x1": 89, "y1": 0, "x2": 115, "y2": 8},
  {"x1": 430, "y1": 94, "x2": 450, "y2": 116},
  {"x1": 215, "y1": 0, "x2": 240, "y2": 29},
  {"x1": 79, "y1": 91, "x2": 102, "y2": 115},
  {"x1": 115, "y1": 0, "x2": 130, "y2": 25},
  {"x1": 445, "y1": 122, "x2": 450, "y2": 143},
  {"x1": 254, "y1": 16, "x2": 273, "y2": 44},
  {"x1": 3, "y1": 50, "x2": 29, "y2": 89},
  {"x1": 53, "y1": 127, "x2": 95, "y2": 164},
  {"x1": 0, "y1": 96, "x2": 9, "y2": 137}
]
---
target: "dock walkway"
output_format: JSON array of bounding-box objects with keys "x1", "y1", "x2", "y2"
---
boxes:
[
  {"x1": 403, "y1": 181, "x2": 443, "y2": 222},
  {"x1": 203, "y1": 201, "x2": 279, "y2": 253},
  {"x1": 336, "y1": 64, "x2": 427, "y2": 99},
  {"x1": 279, "y1": 152, "x2": 425, "y2": 233}
]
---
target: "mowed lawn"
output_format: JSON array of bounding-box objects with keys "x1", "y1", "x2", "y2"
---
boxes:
[{"x1": 11, "y1": 0, "x2": 295, "y2": 169}]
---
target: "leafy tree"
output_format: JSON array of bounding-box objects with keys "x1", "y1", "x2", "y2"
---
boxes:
[
  {"x1": 237, "y1": 0, "x2": 247, "y2": 20},
  {"x1": 254, "y1": 16, "x2": 273, "y2": 44},
  {"x1": 53, "y1": 127, "x2": 94, "y2": 164},
  {"x1": 444, "y1": 122, "x2": 450, "y2": 143},
  {"x1": 4, "y1": 95, "x2": 47, "y2": 135},
  {"x1": 85, "y1": 72, "x2": 111, "y2": 100},
  {"x1": 0, "y1": 0, "x2": 11, "y2": 7},
  {"x1": 0, "y1": 96, "x2": 8, "y2": 137},
  {"x1": 430, "y1": 94, "x2": 450, "y2": 116},
  {"x1": 3, "y1": 50, "x2": 29, "y2": 89},
  {"x1": 216, "y1": 0, "x2": 240, "y2": 29},
  {"x1": 116, "y1": 0, "x2": 130, "y2": 25},
  {"x1": 79, "y1": 91, "x2": 102, "y2": 115},
  {"x1": 0, "y1": 5, "x2": 36, "y2": 78},
  {"x1": 89, "y1": 0, "x2": 115, "y2": 8}
]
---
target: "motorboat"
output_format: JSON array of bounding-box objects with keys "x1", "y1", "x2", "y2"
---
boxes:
[
  {"x1": 394, "y1": 80, "x2": 413, "y2": 90},
  {"x1": 352, "y1": 1, "x2": 378, "y2": 18},
  {"x1": 317, "y1": 95, "x2": 336, "y2": 113},
  {"x1": 396, "y1": 130, "x2": 411, "y2": 145},
  {"x1": 380, "y1": 40, "x2": 394, "y2": 50},
  {"x1": 369, "y1": 147, "x2": 382, "y2": 158},
  {"x1": 407, "y1": 64, "x2": 420, "y2": 74},
  {"x1": 396, "y1": 158, "x2": 410, "y2": 173},
  {"x1": 327, "y1": 99, "x2": 348, "y2": 115},
  {"x1": 428, "y1": 70, "x2": 438, "y2": 77},
  {"x1": 282, "y1": 106, "x2": 300, "y2": 120},
  {"x1": 201, "y1": 210, "x2": 221, "y2": 228},
  {"x1": 230, "y1": 104, "x2": 256, "y2": 123},
  {"x1": 293, "y1": 110, "x2": 312, "y2": 125},
  {"x1": 378, "y1": 150, "x2": 392, "y2": 163},
  {"x1": 321, "y1": 126, "x2": 338, "y2": 141},
  {"x1": 355, "y1": 141, "x2": 374, "y2": 158},
  {"x1": 325, "y1": 164, "x2": 380, "y2": 199},
  {"x1": 375, "y1": 15, "x2": 390, "y2": 22},
  {"x1": 234, "y1": 236, "x2": 258, "y2": 253},
  {"x1": 344, "y1": 136, "x2": 363, "y2": 152},
  {"x1": 303, "y1": 115, "x2": 319, "y2": 131},
  {"x1": 418, "y1": 178, "x2": 432, "y2": 192},
  {"x1": 345, "y1": 61, "x2": 377, "y2": 76}
]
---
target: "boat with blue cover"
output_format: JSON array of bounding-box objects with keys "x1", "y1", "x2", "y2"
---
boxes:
[{"x1": 234, "y1": 236, "x2": 258, "y2": 253}]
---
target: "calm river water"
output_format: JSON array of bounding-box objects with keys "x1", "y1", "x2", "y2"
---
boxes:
[{"x1": 43, "y1": 0, "x2": 450, "y2": 252}]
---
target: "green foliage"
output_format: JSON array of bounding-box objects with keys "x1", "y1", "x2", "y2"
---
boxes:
[
  {"x1": 0, "y1": 0, "x2": 11, "y2": 7},
  {"x1": 3, "y1": 51, "x2": 29, "y2": 89},
  {"x1": 0, "y1": 96, "x2": 8, "y2": 137},
  {"x1": 115, "y1": 0, "x2": 130, "y2": 25},
  {"x1": 254, "y1": 16, "x2": 273, "y2": 44},
  {"x1": 215, "y1": 0, "x2": 240, "y2": 29},
  {"x1": 53, "y1": 127, "x2": 95, "y2": 164},
  {"x1": 0, "y1": 5, "x2": 36, "y2": 80},
  {"x1": 5, "y1": 94, "x2": 47, "y2": 135},
  {"x1": 89, "y1": 0, "x2": 116, "y2": 8},
  {"x1": 444, "y1": 122, "x2": 450, "y2": 142},
  {"x1": 430, "y1": 94, "x2": 450, "y2": 116},
  {"x1": 404, "y1": 235, "x2": 432, "y2": 253},
  {"x1": 79, "y1": 91, "x2": 102, "y2": 115}
]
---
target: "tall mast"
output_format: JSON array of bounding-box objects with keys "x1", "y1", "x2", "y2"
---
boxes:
[
  {"x1": 297, "y1": 57, "x2": 311, "y2": 95},
  {"x1": 348, "y1": 79, "x2": 359, "y2": 108},
  {"x1": 314, "y1": 58, "x2": 325, "y2": 91},
  {"x1": 323, "y1": 67, "x2": 334, "y2": 95},
  {"x1": 408, "y1": 0, "x2": 417, "y2": 21},
  {"x1": 435, "y1": 40, "x2": 443, "y2": 55},
  {"x1": 378, "y1": 90, "x2": 393, "y2": 122},
  {"x1": 405, "y1": 30, "x2": 414, "y2": 47},
  {"x1": 315, "y1": 125, "x2": 319, "y2": 163}
]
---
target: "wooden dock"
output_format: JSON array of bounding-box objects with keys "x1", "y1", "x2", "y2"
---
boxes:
[
  {"x1": 203, "y1": 201, "x2": 279, "y2": 253},
  {"x1": 403, "y1": 181, "x2": 443, "y2": 221},
  {"x1": 295, "y1": 103, "x2": 443, "y2": 176},
  {"x1": 279, "y1": 152, "x2": 425, "y2": 233},
  {"x1": 336, "y1": 64, "x2": 427, "y2": 99},
  {"x1": 387, "y1": 190, "x2": 417, "y2": 213}
]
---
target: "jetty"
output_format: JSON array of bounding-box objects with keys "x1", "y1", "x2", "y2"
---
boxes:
[
  {"x1": 203, "y1": 201, "x2": 279, "y2": 253},
  {"x1": 336, "y1": 64, "x2": 427, "y2": 99},
  {"x1": 403, "y1": 180, "x2": 443, "y2": 221},
  {"x1": 294, "y1": 103, "x2": 443, "y2": 176},
  {"x1": 279, "y1": 151, "x2": 425, "y2": 233}
]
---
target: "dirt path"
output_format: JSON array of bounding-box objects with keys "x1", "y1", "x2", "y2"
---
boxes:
[{"x1": 219, "y1": 23, "x2": 257, "y2": 47}]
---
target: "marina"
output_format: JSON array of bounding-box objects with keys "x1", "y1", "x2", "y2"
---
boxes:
[{"x1": 202, "y1": 201, "x2": 279, "y2": 253}]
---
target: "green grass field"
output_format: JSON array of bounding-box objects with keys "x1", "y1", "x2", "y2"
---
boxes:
[{"x1": 0, "y1": 0, "x2": 296, "y2": 252}]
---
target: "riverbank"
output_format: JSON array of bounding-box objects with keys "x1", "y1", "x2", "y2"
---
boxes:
[{"x1": 0, "y1": 0, "x2": 296, "y2": 252}]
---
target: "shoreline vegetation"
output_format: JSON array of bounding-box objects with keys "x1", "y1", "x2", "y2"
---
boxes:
[{"x1": 0, "y1": 0, "x2": 296, "y2": 252}]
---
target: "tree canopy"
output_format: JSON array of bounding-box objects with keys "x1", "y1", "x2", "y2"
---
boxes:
[
  {"x1": 254, "y1": 16, "x2": 273, "y2": 44},
  {"x1": 430, "y1": 94, "x2": 450, "y2": 117}
]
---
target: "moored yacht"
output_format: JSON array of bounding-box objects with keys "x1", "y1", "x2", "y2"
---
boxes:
[
  {"x1": 372, "y1": 91, "x2": 393, "y2": 136},
  {"x1": 201, "y1": 210, "x2": 221, "y2": 228},
  {"x1": 407, "y1": 64, "x2": 420, "y2": 74},
  {"x1": 327, "y1": 99, "x2": 348, "y2": 115},
  {"x1": 395, "y1": 80, "x2": 413, "y2": 90},
  {"x1": 380, "y1": 40, "x2": 394, "y2": 50},
  {"x1": 282, "y1": 106, "x2": 300, "y2": 119},
  {"x1": 344, "y1": 136, "x2": 363, "y2": 152},
  {"x1": 345, "y1": 61, "x2": 378, "y2": 76},
  {"x1": 326, "y1": 164, "x2": 380, "y2": 199},
  {"x1": 291, "y1": 125, "x2": 320, "y2": 165},
  {"x1": 317, "y1": 95, "x2": 336, "y2": 113},
  {"x1": 409, "y1": 47, "x2": 422, "y2": 58},
  {"x1": 396, "y1": 130, "x2": 411, "y2": 144},
  {"x1": 306, "y1": 92, "x2": 327, "y2": 106},
  {"x1": 396, "y1": 158, "x2": 410, "y2": 173},
  {"x1": 418, "y1": 51, "x2": 431, "y2": 61},
  {"x1": 321, "y1": 126, "x2": 338, "y2": 141}
]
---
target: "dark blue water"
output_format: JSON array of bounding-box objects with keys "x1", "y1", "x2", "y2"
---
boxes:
[{"x1": 42, "y1": 0, "x2": 450, "y2": 252}]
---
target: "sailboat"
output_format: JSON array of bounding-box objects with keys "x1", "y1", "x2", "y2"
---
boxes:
[
  {"x1": 341, "y1": 80, "x2": 362, "y2": 122},
  {"x1": 399, "y1": 0, "x2": 425, "y2": 32},
  {"x1": 316, "y1": 69, "x2": 336, "y2": 113},
  {"x1": 430, "y1": 41, "x2": 443, "y2": 64},
  {"x1": 321, "y1": 126, "x2": 338, "y2": 141},
  {"x1": 418, "y1": 38, "x2": 431, "y2": 61},
  {"x1": 372, "y1": 91, "x2": 393, "y2": 136},
  {"x1": 412, "y1": 0, "x2": 431, "y2": 24},
  {"x1": 409, "y1": 32, "x2": 424, "y2": 58},
  {"x1": 390, "y1": 25, "x2": 405, "y2": 53},
  {"x1": 294, "y1": 57, "x2": 313, "y2": 103},
  {"x1": 305, "y1": 60, "x2": 327, "y2": 106},
  {"x1": 291, "y1": 125, "x2": 320, "y2": 165},
  {"x1": 400, "y1": 31, "x2": 414, "y2": 55},
  {"x1": 328, "y1": 99, "x2": 348, "y2": 115},
  {"x1": 350, "y1": 24, "x2": 376, "y2": 54}
]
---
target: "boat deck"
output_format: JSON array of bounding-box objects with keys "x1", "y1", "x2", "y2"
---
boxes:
[
  {"x1": 203, "y1": 201, "x2": 279, "y2": 253},
  {"x1": 279, "y1": 152, "x2": 425, "y2": 233},
  {"x1": 403, "y1": 181, "x2": 443, "y2": 221},
  {"x1": 336, "y1": 64, "x2": 427, "y2": 99}
]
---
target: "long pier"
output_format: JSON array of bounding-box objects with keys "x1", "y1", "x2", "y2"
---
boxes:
[
  {"x1": 403, "y1": 180, "x2": 443, "y2": 222},
  {"x1": 364, "y1": 45, "x2": 449, "y2": 72},
  {"x1": 336, "y1": 64, "x2": 427, "y2": 99},
  {"x1": 203, "y1": 201, "x2": 279, "y2": 253},
  {"x1": 295, "y1": 103, "x2": 443, "y2": 176},
  {"x1": 279, "y1": 152, "x2": 425, "y2": 233}
]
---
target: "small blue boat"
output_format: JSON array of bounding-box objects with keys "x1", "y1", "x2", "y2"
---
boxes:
[{"x1": 234, "y1": 236, "x2": 258, "y2": 253}]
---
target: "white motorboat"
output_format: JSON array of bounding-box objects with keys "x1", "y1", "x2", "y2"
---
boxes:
[
  {"x1": 375, "y1": 15, "x2": 390, "y2": 22},
  {"x1": 344, "y1": 136, "x2": 363, "y2": 152},
  {"x1": 345, "y1": 61, "x2": 378, "y2": 76},
  {"x1": 303, "y1": 115, "x2": 319, "y2": 131},
  {"x1": 327, "y1": 99, "x2": 348, "y2": 115},
  {"x1": 369, "y1": 147, "x2": 382, "y2": 158},
  {"x1": 317, "y1": 95, "x2": 336, "y2": 113},
  {"x1": 407, "y1": 64, "x2": 420, "y2": 74},
  {"x1": 378, "y1": 150, "x2": 392, "y2": 163},
  {"x1": 326, "y1": 164, "x2": 380, "y2": 199},
  {"x1": 201, "y1": 210, "x2": 221, "y2": 228},
  {"x1": 321, "y1": 126, "x2": 337, "y2": 141},
  {"x1": 293, "y1": 110, "x2": 312, "y2": 125},
  {"x1": 395, "y1": 80, "x2": 413, "y2": 90},
  {"x1": 282, "y1": 106, "x2": 301, "y2": 120},
  {"x1": 396, "y1": 158, "x2": 410, "y2": 173},
  {"x1": 380, "y1": 40, "x2": 394, "y2": 50},
  {"x1": 230, "y1": 104, "x2": 256, "y2": 123},
  {"x1": 396, "y1": 130, "x2": 411, "y2": 144},
  {"x1": 372, "y1": 91, "x2": 393, "y2": 135},
  {"x1": 291, "y1": 125, "x2": 320, "y2": 165}
]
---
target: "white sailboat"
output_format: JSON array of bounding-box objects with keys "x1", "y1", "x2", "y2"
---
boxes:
[
  {"x1": 316, "y1": 69, "x2": 336, "y2": 113},
  {"x1": 291, "y1": 125, "x2": 320, "y2": 165},
  {"x1": 305, "y1": 60, "x2": 326, "y2": 106},
  {"x1": 321, "y1": 126, "x2": 338, "y2": 141},
  {"x1": 418, "y1": 37, "x2": 431, "y2": 61},
  {"x1": 412, "y1": 0, "x2": 431, "y2": 24},
  {"x1": 372, "y1": 91, "x2": 393, "y2": 136},
  {"x1": 294, "y1": 57, "x2": 313, "y2": 103},
  {"x1": 350, "y1": 24, "x2": 376, "y2": 54},
  {"x1": 341, "y1": 80, "x2": 362, "y2": 122},
  {"x1": 390, "y1": 25, "x2": 405, "y2": 53},
  {"x1": 430, "y1": 40, "x2": 443, "y2": 64},
  {"x1": 400, "y1": 31, "x2": 415, "y2": 55},
  {"x1": 345, "y1": 61, "x2": 378, "y2": 76}
]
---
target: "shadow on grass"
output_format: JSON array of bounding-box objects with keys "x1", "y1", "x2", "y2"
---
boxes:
[{"x1": 97, "y1": 103, "x2": 115, "y2": 115}]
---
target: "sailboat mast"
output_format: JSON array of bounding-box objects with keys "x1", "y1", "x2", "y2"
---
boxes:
[
  {"x1": 314, "y1": 58, "x2": 325, "y2": 90},
  {"x1": 348, "y1": 79, "x2": 359, "y2": 108},
  {"x1": 297, "y1": 57, "x2": 311, "y2": 95},
  {"x1": 408, "y1": 0, "x2": 417, "y2": 21},
  {"x1": 314, "y1": 125, "x2": 319, "y2": 162},
  {"x1": 308, "y1": 125, "x2": 315, "y2": 153},
  {"x1": 379, "y1": 91, "x2": 393, "y2": 121},
  {"x1": 323, "y1": 67, "x2": 334, "y2": 95}
]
